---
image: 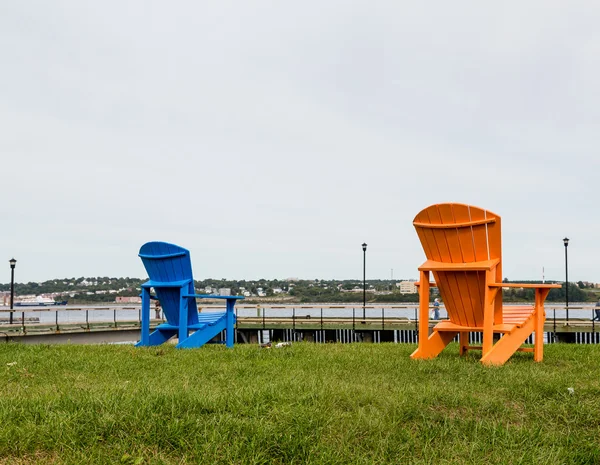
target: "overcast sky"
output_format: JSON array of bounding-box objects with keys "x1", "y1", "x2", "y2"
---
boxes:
[{"x1": 1, "y1": 1, "x2": 599, "y2": 284}]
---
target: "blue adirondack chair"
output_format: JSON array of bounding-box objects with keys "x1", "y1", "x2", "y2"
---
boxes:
[{"x1": 135, "y1": 241, "x2": 243, "y2": 349}]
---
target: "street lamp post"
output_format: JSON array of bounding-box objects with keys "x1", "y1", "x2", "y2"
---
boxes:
[
  {"x1": 362, "y1": 243, "x2": 367, "y2": 320},
  {"x1": 563, "y1": 238, "x2": 569, "y2": 321},
  {"x1": 9, "y1": 258, "x2": 16, "y2": 325}
]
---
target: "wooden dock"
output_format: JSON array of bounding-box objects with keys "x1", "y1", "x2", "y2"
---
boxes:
[
  {"x1": 0, "y1": 315, "x2": 598, "y2": 345},
  {"x1": 0, "y1": 303, "x2": 598, "y2": 344}
]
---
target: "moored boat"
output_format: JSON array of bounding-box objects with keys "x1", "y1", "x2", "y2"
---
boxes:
[{"x1": 14, "y1": 296, "x2": 68, "y2": 307}]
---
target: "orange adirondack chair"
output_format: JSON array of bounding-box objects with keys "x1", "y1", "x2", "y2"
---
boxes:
[{"x1": 410, "y1": 203, "x2": 560, "y2": 365}]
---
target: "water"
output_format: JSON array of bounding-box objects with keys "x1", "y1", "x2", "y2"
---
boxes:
[
  {"x1": 237, "y1": 303, "x2": 596, "y2": 321},
  {"x1": 0, "y1": 303, "x2": 594, "y2": 325}
]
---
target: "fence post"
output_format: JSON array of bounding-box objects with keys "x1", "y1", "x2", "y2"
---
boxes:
[
  {"x1": 414, "y1": 307, "x2": 418, "y2": 341},
  {"x1": 320, "y1": 307, "x2": 323, "y2": 331}
]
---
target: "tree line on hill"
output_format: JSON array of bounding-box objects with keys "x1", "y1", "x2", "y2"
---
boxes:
[{"x1": 0, "y1": 276, "x2": 597, "y2": 304}]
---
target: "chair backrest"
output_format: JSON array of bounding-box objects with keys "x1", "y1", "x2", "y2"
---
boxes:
[
  {"x1": 413, "y1": 203, "x2": 503, "y2": 327},
  {"x1": 138, "y1": 241, "x2": 198, "y2": 327}
]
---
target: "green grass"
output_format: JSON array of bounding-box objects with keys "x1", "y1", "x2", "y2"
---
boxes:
[{"x1": 1, "y1": 343, "x2": 599, "y2": 464}]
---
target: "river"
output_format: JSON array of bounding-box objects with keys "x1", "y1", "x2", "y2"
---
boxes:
[{"x1": 1, "y1": 303, "x2": 597, "y2": 325}]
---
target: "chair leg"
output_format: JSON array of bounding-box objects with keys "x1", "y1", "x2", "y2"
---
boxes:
[
  {"x1": 177, "y1": 319, "x2": 226, "y2": 349},
  {"x1": 416, "y1": 271, "x2": 430, "y2": 347},
  {"x1": 226, "y1": 298, "x2": 235, "y2": 348},
  {"x1": 137, "y1": 287, "x2": 151, "y2": 346},
  {"x1": 411, "y1": 331, "x2": 458, "y2": 359},
  {"x1": 459, "y1": 332, "x2": 469, "y2": 356},
  {"x1": 534, "y1": 289, "x2": 548, "y2": 362},
  {"x1": 178, "y1": 290, "x2": 189, "y2": 343},
  {"x1": 148, "y1": 328, "x2": 177, "y2": 346},
  {"x1": 482, "y1": 276, "x2": 494, "y2": 358},
  {"x1": 480, "y1": 318, "x2": 535, "y2": 365}
]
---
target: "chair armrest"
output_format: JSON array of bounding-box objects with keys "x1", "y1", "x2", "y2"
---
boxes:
[
  {"x1": 488, "y1": 283, "x2": 561, "y2": 289},
  {"x1": 415, "y1": 282, "x2": 437, "y2": 287},
  {"x1": 418, "y1": 258, "x2": 500, "y2": 272},
  {"x1": 183, "y1": 294, "x2": 244, "y2": 300},
  {"x1": 142, "y1": 279, "x2": 193, "y2": 288}
]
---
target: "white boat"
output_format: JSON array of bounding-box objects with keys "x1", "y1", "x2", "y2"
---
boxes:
[{"x1": 14, "y1": 296, "x2": 68, "y2": 307}]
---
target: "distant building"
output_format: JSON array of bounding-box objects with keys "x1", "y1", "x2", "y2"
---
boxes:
[
  {"x1": 116, "y1": 296, "x2": 142, "y2": 303},
  {"x1": 218, "y1": 288, "x2": 231, "y2": 296},
  {"x1": 397, "y1": 281, "x2": 417, "y2": 294},
  {"x1": 351, "y1": 286, "x2": 374, "y2": 293}
]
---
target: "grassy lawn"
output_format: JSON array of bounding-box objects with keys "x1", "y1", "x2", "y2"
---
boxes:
[{"x1": 1, "y1": 342, "x2": 599, "y2": 464}]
